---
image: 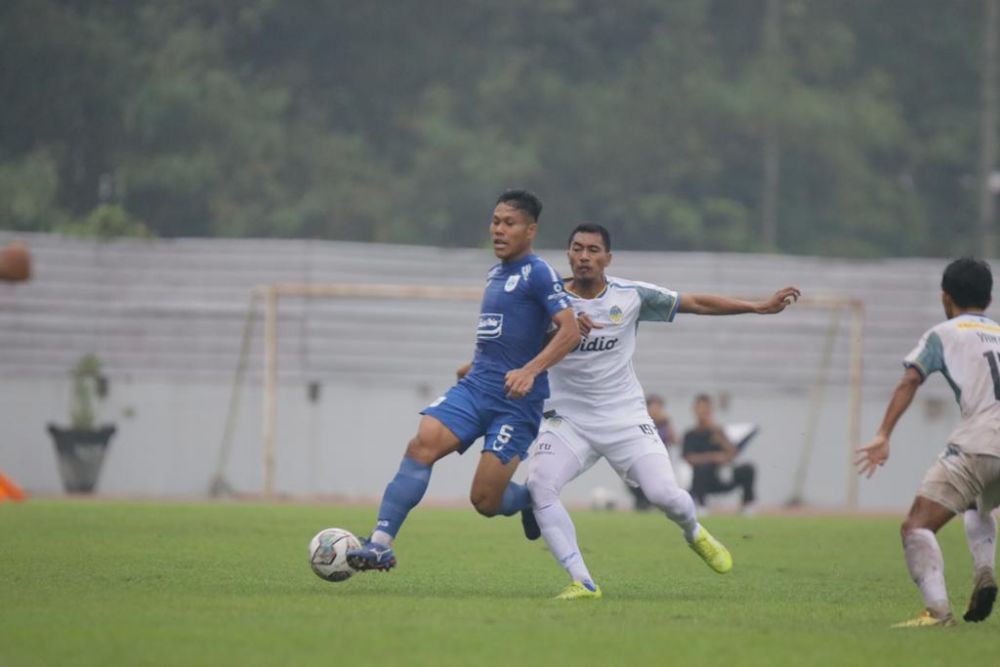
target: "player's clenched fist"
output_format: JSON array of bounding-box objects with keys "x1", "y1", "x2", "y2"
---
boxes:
[{"x1": 756, "y1": 286, "x2": 801, "y2": 314}]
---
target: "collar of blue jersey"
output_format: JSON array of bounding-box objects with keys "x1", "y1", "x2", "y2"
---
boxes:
[{"x1": 500, "y1": 253, "x2": 536, "y2": 268}]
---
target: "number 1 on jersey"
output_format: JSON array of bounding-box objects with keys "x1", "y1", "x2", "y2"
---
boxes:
[{"x1": 984, "y1": 351, "x2": 1000, "y2": 400}]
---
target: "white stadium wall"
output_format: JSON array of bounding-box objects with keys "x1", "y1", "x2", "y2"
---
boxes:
[{"x1": 0, "y1": 233, "x2": 964, "y2": 508}]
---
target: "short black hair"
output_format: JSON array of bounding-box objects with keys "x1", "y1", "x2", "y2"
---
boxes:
[
  {"x1": 942, "y1": 257, "x2": 992, "y2": 309},
  {"x1": 693, "y1": 393, "x2": 712, "y2": 404},
  {"x1": 496, "y1": 189, "x2": 542, "y2": 222},
  {"x1": 568, "y1": 222, "x2": 611, "y2": 252}
]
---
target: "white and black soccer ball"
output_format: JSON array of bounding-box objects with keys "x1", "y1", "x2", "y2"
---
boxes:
[{"x1": 308, "y1": 528, "x2": 361, "y2": 582}]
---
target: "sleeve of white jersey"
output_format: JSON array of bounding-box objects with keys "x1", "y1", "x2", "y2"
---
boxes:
[
  {"x1": 634, "y1": 281, "x2": 680, "y2": 322},
  {"x1": 903, "y1": 328, "x2": 944, "y2": 379}
]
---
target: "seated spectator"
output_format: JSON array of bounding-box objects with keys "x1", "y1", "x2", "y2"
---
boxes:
[{"x1": 682, "y1": 394, "x2": 756, "y2": 515}]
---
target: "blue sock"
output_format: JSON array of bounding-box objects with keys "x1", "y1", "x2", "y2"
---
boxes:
[
  {"x1": 373, "y1": 457, "x2": 432, "y2": 540},
  {"x1": 498, "y1": 481, "x2": 531, "y2": 516}
]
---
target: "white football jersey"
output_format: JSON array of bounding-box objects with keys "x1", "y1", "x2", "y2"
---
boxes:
[
  {"x1": 544, "y1": 276, "x2": 679, "y2": 427},
  {"x1": 905, "y1": 313, "x2": 1000, "y2": 455}
]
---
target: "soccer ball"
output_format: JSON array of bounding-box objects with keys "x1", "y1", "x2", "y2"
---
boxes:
[
  {"x1": 589, "y1": 485, "x2": 618, "y2": 511},
  {"x1": 308, "y1": 528, "x2": 361, "y2": 582}
]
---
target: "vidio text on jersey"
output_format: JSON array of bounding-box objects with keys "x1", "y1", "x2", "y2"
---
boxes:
[{"x1": 574, "y1": 336, "x2": 619, "y2": 352}]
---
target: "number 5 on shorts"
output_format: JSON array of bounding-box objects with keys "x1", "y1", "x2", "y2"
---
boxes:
[{"x1": 492, "y1": 424, "x2": 514, "y2": 449}]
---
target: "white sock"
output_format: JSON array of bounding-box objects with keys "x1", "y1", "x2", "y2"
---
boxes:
[
  {"x1": 627, "y1": 453, "x2": 700, "y2": 542},
  {"x1": 964, "y1": 508, "x2": 997, "y2": 573},
  {"x1": 526, "y1": 436, "x2": 593, "y2": 585},
  {"x1": 534, "y1": 501, "x2": 594, "y2": 584},
  {"x1": 903, "y1": 528, "x2": 950, "y2": 617},
  {"x1": 371, "y1": 530, "x2": 393, "y2": 546}
]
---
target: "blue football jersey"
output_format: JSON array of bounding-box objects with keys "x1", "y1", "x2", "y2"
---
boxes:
[{"x1": 464, "y1": 254, "x2": 571, "y2": 401}]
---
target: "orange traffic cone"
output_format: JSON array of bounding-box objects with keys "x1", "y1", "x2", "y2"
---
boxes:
[{"x1": 0, "y1": 471, "x2": 27, "y2": 501}]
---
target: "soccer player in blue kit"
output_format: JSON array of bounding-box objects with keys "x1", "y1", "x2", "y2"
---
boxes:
[{"x1": 347, "y1": 190, "x2": 581, "y2": 572}]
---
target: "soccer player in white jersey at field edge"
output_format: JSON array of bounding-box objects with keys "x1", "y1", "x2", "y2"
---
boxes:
[
  {"x1": 347, "y1": 190, "x2": 580, "y2": 572},
  {"x1": 856, "y1": 258, "x2": 1000, "y2": 627},
  {"x1": 526, "y1": 223, "x2": 801, "y2": 599}
]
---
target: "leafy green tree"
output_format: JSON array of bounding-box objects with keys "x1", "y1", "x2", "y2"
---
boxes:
[{"x1": 0, "y1": 0, "x2": 994, "y2": 258}]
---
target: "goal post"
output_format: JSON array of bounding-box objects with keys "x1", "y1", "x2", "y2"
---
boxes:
[
  {"x1": 780, "y1": 296, "x2": 865, "y2": 508},
  {"x1": 847, "y1": 298, "x2": 865, "y2": 507},
  {"x1": 214, "y1": 284, "x2": 865, "y2": 507},
  {"x1": 260, "y1": 283, "x2": 483, "y2": 497}
]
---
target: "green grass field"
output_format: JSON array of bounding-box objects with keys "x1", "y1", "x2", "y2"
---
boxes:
[{"x1": 0, "y1": 500, "x2": 996, "y2": 666}]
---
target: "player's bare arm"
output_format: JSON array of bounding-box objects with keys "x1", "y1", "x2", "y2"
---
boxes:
[
  {"x1": 456, "y1": 361, "x2": 472, "y2": 380},
  {"x1": 678, "y1": 287, "x2": 801, "y2": 315},
  {"x1": 542, "y1": 312, "x2": 603, "y2": 343},
  {"x1": 505, "y1": 308, "x2": 579, "y2": 399},
  {"x1": 855, "y1": 366, "x2": 923, "y2": 478}
]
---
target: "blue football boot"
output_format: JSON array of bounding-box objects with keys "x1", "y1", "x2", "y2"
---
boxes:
[{"x1": 346, "y1": 538, "x2": 397, "y2": 572}]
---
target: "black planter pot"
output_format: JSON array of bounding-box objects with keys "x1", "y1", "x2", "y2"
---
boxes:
[{"x1": 46, "y1": 424, "x2": 116, "y2": 493}]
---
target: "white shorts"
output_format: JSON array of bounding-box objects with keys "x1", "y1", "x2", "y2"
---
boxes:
[{"x1": 535, "y1": 413, "x2": 670, "y2": 487}]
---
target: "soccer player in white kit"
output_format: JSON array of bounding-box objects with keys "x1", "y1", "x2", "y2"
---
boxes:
[
  {"x1": 857, "y1": 258, "x2": 1000, "y2": 627},
  {"x1": 526, "y1": 223, "x2": 801, "y2": 599}
]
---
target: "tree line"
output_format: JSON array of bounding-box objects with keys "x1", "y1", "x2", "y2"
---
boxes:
[{"x1": 0, "y1": 0, "x2": 995, "y2": 257}]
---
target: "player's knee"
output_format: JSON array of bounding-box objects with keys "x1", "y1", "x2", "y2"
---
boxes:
[
  {"x1": 639, "y1": 483, "x2": 667, "y2": 508},
  {"x1": 646, "y1": 486, "x2": 691, "y2": 516},
  {"x1": 900, "y1": 516, "x2": 926, "y2": 538},
  {"x1": 405, "y1": 435, "x2": 439, "y2": 465},
  {"x1": 470, "y1": 490, "x2": 501, "y2": 517}
]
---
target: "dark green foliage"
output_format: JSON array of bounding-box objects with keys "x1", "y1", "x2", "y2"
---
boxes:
[{"x1": 0, "y1": 1, "x2": 992, "y2": 256}]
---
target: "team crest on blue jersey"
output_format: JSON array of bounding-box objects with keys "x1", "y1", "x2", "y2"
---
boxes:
[
  {"x1": 609, "y1": 305, "x2": 624, "y2": 324},
  {"x1": 504, "y1": 275, "x2": 521, "y2": 292},
  {"x1": 477, "y1": 313, "x2": 503, "y2": 339}
]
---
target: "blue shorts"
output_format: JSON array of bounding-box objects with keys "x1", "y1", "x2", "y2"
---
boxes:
[{"x1": 421, "y1": 380, "x2": 543, "y2": 465}]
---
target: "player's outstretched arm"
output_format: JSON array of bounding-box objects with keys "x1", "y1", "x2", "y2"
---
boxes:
[
  {"x1": 505, "y1": 308, "x2": 579, "y2": 399},
  {"x1": 855, "y1": 366, "x2": 923, "y2": 478},
  {"x1": 678, "y1": 287, "x2": 801, "y2": 315}
]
